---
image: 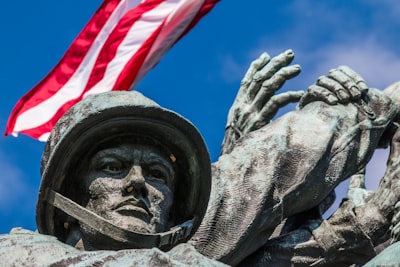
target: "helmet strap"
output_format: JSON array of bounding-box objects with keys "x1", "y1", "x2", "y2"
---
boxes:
[{"x1": 46, "y1": 189, "x2": 194, "y2": 249}]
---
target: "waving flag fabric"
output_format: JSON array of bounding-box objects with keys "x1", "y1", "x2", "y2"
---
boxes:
[{"x1": 5, "y1": 0, "x2": 218, "y2": 141}]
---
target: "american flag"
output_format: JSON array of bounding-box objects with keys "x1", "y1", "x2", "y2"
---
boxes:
[{"x1": 5, "y1": 0, "x2": 218, "y2": 141}]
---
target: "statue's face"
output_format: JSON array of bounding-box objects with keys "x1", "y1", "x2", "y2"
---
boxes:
[{"x1": 82, "y1": 144, "x2": 175, "y2": 234}]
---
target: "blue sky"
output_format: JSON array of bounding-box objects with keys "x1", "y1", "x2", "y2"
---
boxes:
[{"x1": 1, "y1": 1, "x2": 400, "y2": 233}]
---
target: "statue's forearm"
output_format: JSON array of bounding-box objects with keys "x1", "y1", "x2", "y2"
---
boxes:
[
  {"x1": 239, "y1": 155, "x2": 400, "y2": 267},
  {"x1": 239, "y1": 199, "x2": 385, "y2": 267}
]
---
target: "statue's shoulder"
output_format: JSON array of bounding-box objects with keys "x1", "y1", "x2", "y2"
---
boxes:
[
  {"x1": 0, "y1": 228, "x2": 78, "y2": 266},
  {"x1": 0, "y1": 229, "x2": 226, "y2": 266}
]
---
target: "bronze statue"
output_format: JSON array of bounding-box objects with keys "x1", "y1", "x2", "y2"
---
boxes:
[{"x1": 1, "y1": 50, "x2": 400, "y2": 266}]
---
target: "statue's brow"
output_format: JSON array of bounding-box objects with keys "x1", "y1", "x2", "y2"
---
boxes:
[
  {"x1": 143, "y1": 153, "x2": 174, "y2": 171},
  {"x1": 91, "y1": 148, "x2": 132, "y2": 163}
]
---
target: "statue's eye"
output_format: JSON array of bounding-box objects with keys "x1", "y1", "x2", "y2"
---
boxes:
[
  {"x1": 104, "y1": 164, "x2": 122, "y2": 173},
  {"x1": 97, "y1": 158, "x2": 124, "y2": 174},
  {"x1": 146, "y1": 168, "x2": 168, "y2": 184},
  {"x1": 151, "y1": 169, "x2": 164, "y2": 179}
]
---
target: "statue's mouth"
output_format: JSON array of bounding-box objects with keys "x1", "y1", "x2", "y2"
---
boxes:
[{"x1": 111, "y1": 198, "x2": 153, "y2": 220}]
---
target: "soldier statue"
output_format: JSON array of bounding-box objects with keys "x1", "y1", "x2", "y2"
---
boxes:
[{"x1": 2, "y1": 50, "x2": 400, "y2": 266}]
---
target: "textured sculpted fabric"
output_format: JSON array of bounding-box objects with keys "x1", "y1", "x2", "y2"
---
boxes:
[
  {"x1": 1, "y1": 88, "x2": 397, "y2": 266},
  {"x1": 192, "y1": 88, "x2": 397, "y2": 265}
]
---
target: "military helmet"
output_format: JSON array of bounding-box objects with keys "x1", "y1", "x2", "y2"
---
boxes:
[{"x1": 36, "y1": 91, "x2": 211, "y2": 249}]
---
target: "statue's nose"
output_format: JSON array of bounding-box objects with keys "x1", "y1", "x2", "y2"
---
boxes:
[{"x1": 122, "y1": 165, "x2": 148, "y2": 197}]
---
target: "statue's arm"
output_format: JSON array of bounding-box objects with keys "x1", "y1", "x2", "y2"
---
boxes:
[
  {"x1": 197, "y1": 65, "x2": 396, "y2": 266},
  {"x1": 311, "y1": 127, "x2": 400, "y2": 265}
]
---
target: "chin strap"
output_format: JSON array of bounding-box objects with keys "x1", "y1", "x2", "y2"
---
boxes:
[{"x1": 47, "y1": 190, "x2": 194, "y2": 249}]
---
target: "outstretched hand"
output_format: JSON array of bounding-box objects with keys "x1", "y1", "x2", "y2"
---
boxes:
[{"x1": 221, "y1": 50, "x2": 303, "y2": 154}]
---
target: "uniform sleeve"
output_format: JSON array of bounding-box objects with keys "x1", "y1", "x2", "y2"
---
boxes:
[{"x1": 192, "y1": 88, "x2": 397, "y2": 266}]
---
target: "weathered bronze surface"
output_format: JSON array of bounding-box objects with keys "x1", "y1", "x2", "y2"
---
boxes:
[{"x1": 2, "y1": 50, "x2": 400, "y2": 266}]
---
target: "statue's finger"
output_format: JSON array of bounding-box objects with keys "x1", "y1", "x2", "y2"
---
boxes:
[
  {"x1": 391, "y1": 221, "x2": 400, "y2": 241},
  {"x1": 393, "y1": 202, "x2": 400, "y2": 220},
  {"x1": 243, "y1": 91, "x2": 303, "y2": 133},
  {"x1": 252, "y1": 65, "x2": 301, "y2": 110},
  {"x1": 248, "y1": 50, "x2": 296, "y2": 99},
  {"x1": 255, "y1": 50, "x2": 295, "y2": 81},
  {"x1": 298, "y1": 85, "x2": 338, "y2": 109},
  {"x1": 338, "y1": 65, "x2": 369, "y2": 94},
  {"x1": 256, "y1": 91, "x2": 304, "y2": 124},
  {"x1": 317, "y1": 75, "x2": 350, "y2": 103},
  {"x1": 328, "y1": 69, "x2": 362, "y2": 100},
  {"x1": 236, "y1": 106, "x2": 253, "y2": 134},
  {"x1": 241, "y1": 52, "x2": 270, "y2": 87},
  {"x1": 392, "y1": 211, "x2": 400, "y2": 227},
  {"x1": 242, "y1": 114, "x2": 265, "y2": 134}
]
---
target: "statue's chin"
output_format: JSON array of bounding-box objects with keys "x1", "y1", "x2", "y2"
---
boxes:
[
  {"x1": 78, "y1": 213, "x2": 156, "y2": 250},
  {"x1": 75, "y1": 206, "x2": 177, "y2": 250},
  {"x1": 109, "y1": 211, "x2": 155, "y2": 233}
]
